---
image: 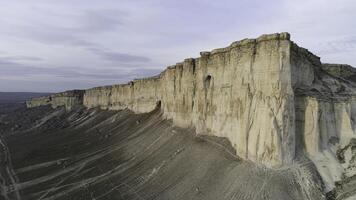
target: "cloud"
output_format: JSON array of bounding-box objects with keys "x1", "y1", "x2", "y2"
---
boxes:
[
  {"x1": 78, "y1": 9, "x2": 125, "y2": 32},
  {"x1": 0, "y1": 0, "x2": 355, "y2": 92},
  {"x1": 0, "y1": 58, "x2": 160, "y2": 83},
  {"x1": 0, "y1": 55, "x2": 44, "y2": 62},
  {"x1": 87, "y1": 48, "x2": 150, "y2": 63},
  {"x1": 0, "y1": 6, "x2": 150, "y2": 66},
  {"x1": 315, "y1": 36, "x2": 356, "y2": 55},
  {"x1": 0, "y1": 55, "x2": 135, "y2": 93},
  {"x1": 0, "y1": 7, "x2": 126, "y2": 47}
]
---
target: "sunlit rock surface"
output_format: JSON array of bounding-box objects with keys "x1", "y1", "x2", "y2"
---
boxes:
[
  {"x1": 26, "y1": 90, "x2": 84, "y2": 111},
  {"x1": 23, "y1": 33, "x2": 356, "y2": 199},
  {"x1": 28, "y1": 33, "x2": 297, "y2": 167}
]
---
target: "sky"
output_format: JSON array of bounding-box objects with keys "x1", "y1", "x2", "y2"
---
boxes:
[{"x1": 0, "y1": 0, "x2": 355, "y2": 92}]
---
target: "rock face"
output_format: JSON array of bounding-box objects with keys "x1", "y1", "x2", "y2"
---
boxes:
[
  {"x1": 81, "y1": 33, "x2": 297, "y2": 167},
  {"x1": 26, "y1": 90, "x2": 84, "y2": 110},
  {"x1": 296, "y1": 97, "x2": 356, "y2": 191},
  {"x1": 321, "y1": 63, "x2": 356, "y2": 83},
  {"x1": 26, "y1": 33, "x2": 356, "y2": 194}
]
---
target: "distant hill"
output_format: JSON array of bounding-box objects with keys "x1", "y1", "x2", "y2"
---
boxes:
[{"x1": 0, "y1": 92, "x2": 51, "y2": 104}]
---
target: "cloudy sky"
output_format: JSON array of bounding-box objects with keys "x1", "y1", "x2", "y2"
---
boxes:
[{"x1": 0, "y1": 0, "x2": 355, "y2": 92}]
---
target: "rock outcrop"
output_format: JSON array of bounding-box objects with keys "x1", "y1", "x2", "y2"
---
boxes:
[
  {"x1": 26, "y1": 90, "x2": 84, "y2": 110},
  {"x1": 26, "y1": 33, "x2": 356, "y2": 195},
  {"x1": 322, "y1": 63, "x2": 356, "y2": 83}
]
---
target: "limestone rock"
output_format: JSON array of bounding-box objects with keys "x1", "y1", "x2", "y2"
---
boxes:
[
  {"x1": 26, "y1": 33, "x2": 356, "y2": 195},
  {"x1": 26, "y1": 90, "x2": 84, "y2": 111}
]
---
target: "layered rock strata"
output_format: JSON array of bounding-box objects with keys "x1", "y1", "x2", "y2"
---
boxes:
[
  {"x1": 26, "y1": 90, "x2": 84, "y2": 110},
  {"x1": 26, "y1": 33, "x2": 356, "y2": 193}
]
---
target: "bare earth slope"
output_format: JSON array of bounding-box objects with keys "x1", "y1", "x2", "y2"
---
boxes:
[{"x1": 0, "y1": 106, "x2": 324, "y2": 200}]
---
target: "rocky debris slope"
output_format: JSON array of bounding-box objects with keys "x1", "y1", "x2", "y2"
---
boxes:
[{"x1": 0, "y1": 106, "x2": 324, "y2": 200}]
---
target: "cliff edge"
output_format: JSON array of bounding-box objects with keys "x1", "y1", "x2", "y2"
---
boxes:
[{"x1": 26, "y1": 33, "x2": 356, "y2": 196}]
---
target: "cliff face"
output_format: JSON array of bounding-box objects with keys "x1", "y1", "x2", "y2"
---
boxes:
[
  {"x1": 26, "y1": 33, "x2": 356, "y2": 190},
  {"x1": 83, "y1": 76, "x2": 161, "y2": 113},
  {"x1": 295, "y1": 97, "x2": 356, "y2": 191},
  {"x1": 80, "y1": 33, "x2": 296, "y2": 167},
  {"x1": 293, "y1": 68, "x2": 356, "y2": 193},
  {"x1": 26, "y1": 90, "x2": 84, "y2": 110},
  {"x1": 321, "y1": 63, "x2": 356, "y2": 83}
]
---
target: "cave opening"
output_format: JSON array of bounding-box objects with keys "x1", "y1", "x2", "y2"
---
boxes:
[
  {"x1": 156, "y1": 100, "x2": 162, "y2": 109},
  {"x1": 204, "y1": 75, "x2": 212, "y2": 89}
]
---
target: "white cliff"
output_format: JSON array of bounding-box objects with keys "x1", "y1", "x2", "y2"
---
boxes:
[
  {"x1": 26, "y1": 33, "x2": 356, "y2": 196},
  {"x1": 79, "y1": 33, "x2": 296, "y2": 167},
  {"x1": 26, "y1": 90, "x2": 84, "y2": 111}
]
